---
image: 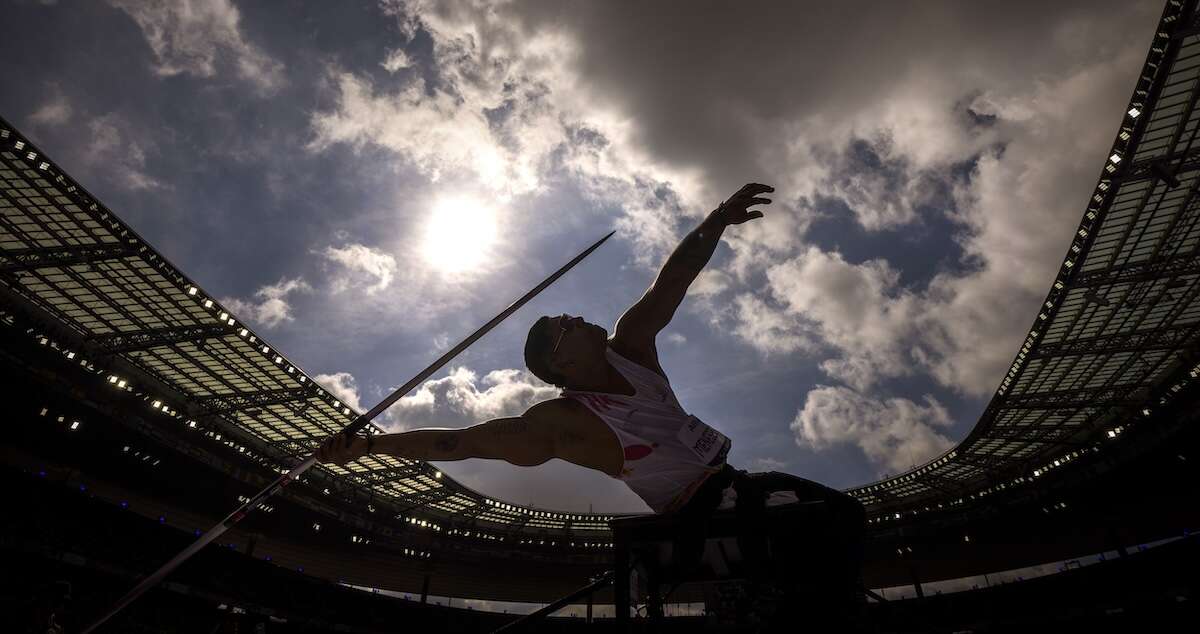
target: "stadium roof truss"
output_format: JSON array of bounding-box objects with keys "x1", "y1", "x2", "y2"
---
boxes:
[
  {"x1": 850, "y1": 0, "x2": 1200, "y2": 517},
  {"x1": 0, "y1": 121, "x2": 612, "y2": 536},
  {"x1": 3, "y1": 0, "x2": 1200, "y2": 538}
]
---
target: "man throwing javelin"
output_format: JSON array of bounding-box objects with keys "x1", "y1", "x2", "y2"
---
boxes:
[{"x1": 317, "y1": 182, "x2": 863, "y2": 565}]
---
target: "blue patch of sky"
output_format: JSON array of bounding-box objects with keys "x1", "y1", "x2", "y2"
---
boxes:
[
  {"x1": 240, "y1": 0, "x2": 426, "y2": 88},
  {"x1": 805, "y1": 162, "x2": 985, "y2": 292}
]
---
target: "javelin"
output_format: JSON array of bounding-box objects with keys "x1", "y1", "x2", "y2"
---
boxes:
[{"x1": 83, "y1": 230, "x2": 616, "y2": 632}]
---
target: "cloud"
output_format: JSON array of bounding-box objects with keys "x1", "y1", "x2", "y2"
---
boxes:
[
  {"x1": 319, "y1": 243, "x2": 398, "y2": 295},
  {"x1": 416, "y1": 0, "x2": 1152, "y2": 399},
  {"x1": 380, "y1": 366, "x2": 560, "y2": 432},
  {"x1": 683, "y1": 33, "x2": 1152, "y2": 396},
  {"x1": 308, "y1": 63, "x2": 547, "y2": 198},
  {"x1": 664, "y1": 332, "x2": 686, "y2": 345},
  {"x1": 313, "y1": 372, "x2": 363, "y2": 412},
  {"x1": 687, "y1": 269, "x2": 733, "y2": 298},
  {"x1": 309, "y1": 0, "x2": 716, "y2": 267},
  {"x1": 765, "y1": 247, "x2": 918, "y2": 391},
  {"x1": 815, "y1": 137, "x2": 954, "y2": 231},
  {"x1": 380, "y1": 48, "x2": 412, "y2": 73},
  {"x1": 54, "y1": 0, "x2": 1158, "y2": 493},
  {"x1": 908, "y1": 54, "x2": 1150, "y2": 394},
  {"x1": 727, "y1": 293, "x2": 812, "y2": 358},
  {"x1": 220, "y1": 277, "x2": 312, "y2": 328},
  {"x1": 84, "y1": 114, "x2": 165, "y2": 191},
  {"x1": 793, "y1": 385, "x2": 955, "y2": 475},
  {"x1": 108, "y1": 0, "x2": 284, "y2": 93},
  {"x1": 749, "y1": 456, "x2": 788, "y2": 472},
  {"x1": 28, "y1": 95, "x2": 72, "y2": 127},
  {"x1": 305, "y1": 0, "x2": 1154, "y2": 403}
]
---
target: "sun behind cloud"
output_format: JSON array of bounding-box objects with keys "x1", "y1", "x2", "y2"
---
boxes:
[{"x1": 421, "y1": 196, "x2": 499, "y2": 273}]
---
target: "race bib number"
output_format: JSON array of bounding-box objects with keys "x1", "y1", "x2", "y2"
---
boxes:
[{"x1": 676, "y1": 415, "x2": 729, "y2": 464}]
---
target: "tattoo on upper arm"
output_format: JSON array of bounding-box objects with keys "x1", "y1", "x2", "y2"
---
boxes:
[
  {"x1": 434, "y1": 433, "x2": 460, "y2": 453},
  {"x1": 557, "y1": 428, "x2": 587, "y2": 446}
]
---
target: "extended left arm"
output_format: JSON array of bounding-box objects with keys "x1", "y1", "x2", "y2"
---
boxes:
[{"x1": 614, "y1": 183, "x2": 773, "y2": 344}]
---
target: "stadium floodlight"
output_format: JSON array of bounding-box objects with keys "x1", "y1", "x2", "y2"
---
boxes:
[
  {"x1": 1109, "y1": 153, "x2": 1122, "y2": 164},
  {"x1": 69, "y1": 421, "x2": 80, "y2": 431},
  {"x1": 82, "y1": 230, "x2": 615, "y2": 634},
  {"x1": 1128, "y1": 106, "x2": 1141, "y2": 118}
]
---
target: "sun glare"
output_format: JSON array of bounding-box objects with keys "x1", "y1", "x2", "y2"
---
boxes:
[{"x1": 421, "y1": 196, "x2": 499, "y2": 273}]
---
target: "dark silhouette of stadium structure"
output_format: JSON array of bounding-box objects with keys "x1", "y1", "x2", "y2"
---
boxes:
[{"x1": 4, "y1": 0, "x2": 1200, "y2": 630}]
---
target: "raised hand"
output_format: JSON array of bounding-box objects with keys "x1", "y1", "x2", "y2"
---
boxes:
[{"x1": 718, "y1": 183, "x2": 773, "y2": 225}]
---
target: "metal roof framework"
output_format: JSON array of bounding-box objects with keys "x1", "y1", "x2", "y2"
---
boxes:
[
  {"x1": 849, "y1": 0, "x2": 1200, "y2": 518},
  {"x1": 2, "y1": 0, "x2": 1200, "y2": 538},
  {"x1": 0, "y1": 120, "x2": 612, "y2": 536}
]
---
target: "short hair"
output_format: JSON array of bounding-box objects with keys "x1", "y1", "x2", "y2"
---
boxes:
[{"x1": 524, "y1": 316, "x2": 567, "y2": 387}]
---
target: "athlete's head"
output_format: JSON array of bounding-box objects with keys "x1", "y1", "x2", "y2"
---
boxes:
[{"x1": 524, "y1": 313, "x2": 608, "y2": 388}]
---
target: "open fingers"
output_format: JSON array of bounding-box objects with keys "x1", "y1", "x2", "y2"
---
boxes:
[{"x1": 739, "y1": 183, "x2": 774, "y2": 197}]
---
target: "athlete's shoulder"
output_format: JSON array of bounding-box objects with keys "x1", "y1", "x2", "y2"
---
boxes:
[
  {"x1": 608, "y1": 337, "x2": 669, "y2": 382},
  {"x1": 526, "y1": 396, "x2": 589, "y2": 422}
]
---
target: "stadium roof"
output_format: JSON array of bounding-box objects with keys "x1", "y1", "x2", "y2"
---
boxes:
[
  {"x1": 0, "y1": 119, "x2": 613, "y2": 535},
  {"x1": 2, "y1": 0, "x2": 1199, "y2": 537},
  {"x1": 848, "y1": 0, "x2": 1200, "y2": 517}
]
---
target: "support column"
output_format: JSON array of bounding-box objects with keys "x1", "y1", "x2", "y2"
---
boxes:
[
  {"x1": 647, "y1": 577, "x2": 663, "y2": 622},
  {"x1": 614, "y1": 532, "x2": 631, "y2": 631},
  {"x1": 909, "y1": 565, "x2": 924, "y2": 599},
  {"x1": 420, "y1": 573, "x2": 431, "y2": 605},
  {"x1": 586, "y1": 593, "x2": 593, "y2": 624}
]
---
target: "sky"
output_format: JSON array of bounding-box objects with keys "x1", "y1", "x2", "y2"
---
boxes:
[{"x1": 0, "y1": 0, "x2": 1165, "y2": 513}]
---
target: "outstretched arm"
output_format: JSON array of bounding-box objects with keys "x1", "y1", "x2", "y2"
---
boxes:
[
  {"x1": 613, "y1": 183, "x2": 773, "y2": 347},
  {"x1": 316, "y1": 401, "x2": 560, "y2": 467}
]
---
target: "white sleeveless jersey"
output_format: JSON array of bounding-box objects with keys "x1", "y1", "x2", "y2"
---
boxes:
[{"x1": 561, "y1": 345, "x2": 731, "y2": 513}]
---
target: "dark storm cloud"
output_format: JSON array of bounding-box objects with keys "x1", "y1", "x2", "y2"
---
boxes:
[{"x1": 504, "y1": 0, "x2": 1158, "y2": 193}]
